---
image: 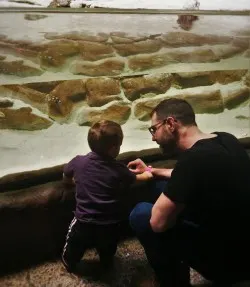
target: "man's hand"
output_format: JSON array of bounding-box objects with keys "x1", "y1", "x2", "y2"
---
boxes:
[{"x1": 127, "y1": 158, "x2": 147, "y2": 174}]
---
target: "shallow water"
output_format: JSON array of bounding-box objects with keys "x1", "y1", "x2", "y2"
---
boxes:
[{"x1": 0, "y1": 10, "x2": 249, "y2": 177}]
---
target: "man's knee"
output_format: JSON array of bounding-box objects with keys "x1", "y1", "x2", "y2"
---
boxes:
[{"x1": 129, "y1": 202, "x2": 153, "y2": 234}]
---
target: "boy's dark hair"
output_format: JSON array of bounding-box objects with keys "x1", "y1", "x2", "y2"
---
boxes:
[
  {"x1": 88, "y1": 120, "x2": 123, "y2": 155},
  {"x1": 151, "y1": 98, "x2": 197, "y2": 126}
]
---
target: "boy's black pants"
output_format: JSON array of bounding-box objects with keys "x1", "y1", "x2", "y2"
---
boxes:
[{"x1": 62, "y1": 217, "x2": 121, "y2": 270}]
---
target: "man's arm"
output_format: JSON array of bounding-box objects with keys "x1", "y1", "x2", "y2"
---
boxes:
[
  {"x1": 150, "y1": 193, "x2": 185, "y2": 232},
  {"x1": 136, "y1": 171, "x2": 153, "y2": 181},
  {"x1": 151, "y1": 167, "x2": 173, "y2": 178},
  {"x1": 127, "y1": 158, "x2": 173, "y2": 178}
]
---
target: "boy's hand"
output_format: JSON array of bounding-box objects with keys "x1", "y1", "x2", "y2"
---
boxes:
[{"x1": 127, "y1": 158, "x2": 147, "y2": 174}]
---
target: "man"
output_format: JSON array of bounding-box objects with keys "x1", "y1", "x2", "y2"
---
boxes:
[{"x1": 128, "y1": 98, "x2": 250, "y2": 287}]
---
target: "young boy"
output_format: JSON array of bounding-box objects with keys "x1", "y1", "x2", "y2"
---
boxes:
[{"x1": 61, "y1": 120, "x2": 152, "y2": 273}]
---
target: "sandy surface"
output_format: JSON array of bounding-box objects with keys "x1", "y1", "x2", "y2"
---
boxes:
[{"x1": 0, "y1": 238, "x2": 211, "y2": 287}]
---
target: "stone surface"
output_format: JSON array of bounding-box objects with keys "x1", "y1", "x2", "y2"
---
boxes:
[
  {"x1": 0, "y1": 98, "x2": 13, "y2": 108},
  {"x1": 223, "y1": 86, "x2": 250, "y2": 110},
  {"x1": 134, "y1": 89, "x2": 223, "y2": 121},
  {"x1": 86, "y1": 77, "x2": 121, "y2": 107},
  {"x1": 244, "y1": 71, "x2": 250, "y2": 87},
  {"x1": 160, "y1": 32, "x2": 232, "y2": 47},
  {"x1": 40, "y1": 39, "x2": 79, "y2": 68},
  {"x1": 0, "y1": 85, "x2": 48, "y2": 114},
  {"x1": 48, "y1": 79, "x2": 87, "y2": 119},
  {"x1": 213, "y1": 45, "x2": 243, "y2": 59},
  {"x1": 71, "y1": 58, "x2": 125, "y2": 76},
  {"x1": 243, "y1": 49, "x2": 250, "y2": 58},
  {"x1": 24, "y1": 14, "x2": 48, "y2": 21},
  {"x1": 110, "y1": 32, "x2": 150, "y2": 44},
  {"x1": 44, "y1": 32, "x2": 109, "y2": 42},
  {"x1": 210, "y1": 69, "x2": 248, "y2": 85},
  {"x1": 78, "y1": 40, "x2": 114, "y2": 61},
  {"x1": 0, "y1": 107, "x2": 52, "y2": 130},
  {"x1": 0, "y1": 60, "x2": 44, "y2": 77},
  {"x1": 128, "y1": 53, "x2": 176, "y2": 71},
  {"x1": 121, "y1": 73, "x2": 173, "y2": 101},
  {"x1": 128, "y1": 48, "x2": 219, "y2": 71},
  {"x1": 113, "y1": 39, "x2": 162, "y2": 57},
  {"x1": 76, "y1": 101, "x2": 131, "y2": 126},
  {"x1": 232, "y1": 37, "x2": 250, "y2": 49},
  {"x1": 173, "y1": 71, "x2": 213, "y2": 89},
  {"x1": 0, "y1": 38, "x2": 43, "y2": 59}
]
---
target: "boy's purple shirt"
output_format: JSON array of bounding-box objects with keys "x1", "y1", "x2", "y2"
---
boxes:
[{"x1": 64, "y1": 151, "x2": 136, "y2": 225}]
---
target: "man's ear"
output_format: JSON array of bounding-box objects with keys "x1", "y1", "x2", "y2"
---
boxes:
[{"x1": 166, "y1": 116, "x2": 176, "y2": 132}]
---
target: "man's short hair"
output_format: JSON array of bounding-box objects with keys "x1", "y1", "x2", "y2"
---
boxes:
[
  {"x1": 151, "y1": 98, "x2": 197, "y2": 126},
  {"x1": 88, "y1": 120, "x2": 123, "y2": 155}
]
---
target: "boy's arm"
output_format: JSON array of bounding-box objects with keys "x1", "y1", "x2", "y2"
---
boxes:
[{"x1": 63, "y1": 173, "x2": 75, "y2": 185}]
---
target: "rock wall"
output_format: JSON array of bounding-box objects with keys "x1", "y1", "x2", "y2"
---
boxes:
[
  {"x1": 0, "y1": 69, "x2": 249, "y2": 129},
  {"x1": 0, "y1": 148, "x2": 176, "y2": 272},
  {"x1": 0, "y1": 12, "x2": 249, "y2": 130}
]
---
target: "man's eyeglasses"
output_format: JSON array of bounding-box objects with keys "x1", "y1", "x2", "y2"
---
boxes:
[{"x1": 148, "y1": 119, "x2": 167, "y2": 135}]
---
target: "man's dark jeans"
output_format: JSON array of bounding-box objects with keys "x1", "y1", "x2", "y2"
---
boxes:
[{"x1": 129, "y1": 180, "x2": 249, "y2": 285}]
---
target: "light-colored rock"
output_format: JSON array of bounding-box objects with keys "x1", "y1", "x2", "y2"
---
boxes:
[
  {"x1": 44, "y1": 32, "x2": 109, "y2": 42},
  {"x1": 244, "y1": 71, "x2": 250, "y2": 87},
  {"x1": 0, "y1": 39, "x2": 44, "y2": 59},
  {"x1": 128, "y1": 53, "x2": 176, "y2": 71},
  {"x1": 133, "y1": 88, "x2": 223, "y2": 121},
  {"x1": 213, "y1": 45, "x2": 243, "y2": 59},
  {"x1": 71, "y1": 58, "x2": 125, "y2": 76},
  {"x1": 39, "y1": 39, "x2": 79, "y2": 68},
  {"x1": 0, "y1": 85, "x2": 48, "y2": 114},
  {"x1": 128, "y1": 48, "x2": 218, "y2": 71},
  {"x1": 160, "y1": 32, "x2": 232, "y2": 47},
  {"x1": 174, "y1": 70, "x2": 248, "y2": 88},
  {"x1": 222, "y1": 86, "x2": 250, "y2": 110},
  {"x1": 0, "y1": 99, "x2": 14, "y2": 108},
  {"x1": 168, "y1": 48, "x2": 218, "y2": 63},
  {"x1": 210, "y1": 69, "x2": 248, "y2": 84},
  {"x1": 232, "y1": 37, "x2": 250, "y2": 49},
  {"x1": 0, "y1": 60, "x2": 44, "y2": 77},
  {"x1": 173, "y1": 71, "x2": 213, "y2": 89},
  {"x1": 110, "y1": 32, "x2": 150, "y2": 44},
  {"x1": 76, "y1": 101, "x2": 131, "y2": 126},
  {"x1": 0, "y1": 107, "x2": 52, "y2": 130},
  {"x1": 48, "y1": 79, "x2": 87, "y2": 119},
  {"x1": 24, "y1": 14, "x2": 48, "y2": 21},
  {"x1": 243, "y1": 49, "x2": 250, "y2": 58},
  {"x1": 113, "y1": 39, "x2": 162, "y2": 57},
  {"x1": 24, "y1": 81, "x2": 62, "y2": 94},
  {"x1": 121, "y1": 73, "x2": 173, "y2": 101},
  {"x1": 0, "y1": 111, "x2": 5, "y2": 118},
  {"x1": 86, "y1": 77, "x2": 121, "y2": 107},
  {"x1": 78, "y1": 41, "x2": 114, "y2": 61}
]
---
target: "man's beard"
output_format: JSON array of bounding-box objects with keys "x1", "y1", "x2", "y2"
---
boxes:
[{"x1": 159, "y1": 138, "x2": 179, "y2": 157}]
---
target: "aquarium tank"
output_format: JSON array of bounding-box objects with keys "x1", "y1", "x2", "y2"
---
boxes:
[{"x1": 0, "y1": 4, "x2": 249, "y2": 178}]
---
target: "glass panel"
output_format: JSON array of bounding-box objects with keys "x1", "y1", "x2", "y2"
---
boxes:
[{"x1": 0, "y1": 10, "x2": 249, "y2": 176}]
